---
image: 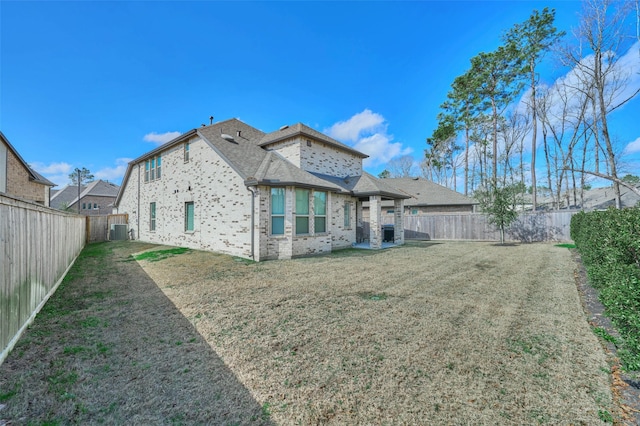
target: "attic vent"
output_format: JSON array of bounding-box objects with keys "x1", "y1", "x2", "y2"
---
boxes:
[
  {"x1": 221, "y1": 134, "x2": 235, "y2": 142},
  {"x1": 237, "y1": 131, "x2": 241, "y2": 137},
  {"x1": 306, "y1": 139, "x2": 312, "y2": 147},
  {"x1": 279, "y1": 125, "x2": 289, "y2": 131}
]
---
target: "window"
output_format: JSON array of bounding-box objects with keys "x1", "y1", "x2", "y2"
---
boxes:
[
  {"x1": 314, "y1": 191, "x2": 326, "y2": 233},
  {"x1": 271, "y1": 188, "x2": 285, "y2": 235},
  {"x1": 82, "y1": 203, "x2": 86, "y2": 210},
  {"x1": 412, "y1": 209, "x2": 418, "y2": 215},
  {"x1": 295, "y1": 189, "x2": 310, "y2": 235},
  {"x1": 184, "y1": 142, "x2": 190, "y2": 162},
  {"x1": 150, "y1": 202, "x2": 156, "y2": 231},
  {"x1": 93, "y1": 203, "x2": 98, "y2": 209},
  {"x1": 344, "y1": 201, "x2": 351, "y2": 228},
  {"x1": 185, "y1": 202, "x2": 194, "y2": 232},
  {"x1": 387, "y1": 209, "x2": 395, "y2": 214},
  {"x1": 145, "y1": 154, "x2": 162, "y2": 182}
]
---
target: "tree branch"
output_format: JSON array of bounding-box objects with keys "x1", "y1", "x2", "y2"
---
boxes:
[{"x1": 563, "y1": 168, "x2": 640, "y2": 197}]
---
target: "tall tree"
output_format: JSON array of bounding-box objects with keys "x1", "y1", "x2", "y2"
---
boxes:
[
  {"x1": 387, "y1": 155, "x2": 416, "y2": 178},
  {"x1": 469, "y1": 44, "x2": 525, "y2": 186},
  {"x1": 69, "y1": 167, "x2": 94, "y2": 214},
  {"x1": 503, "y1": 8, "x2": 564, "y2": 211}
]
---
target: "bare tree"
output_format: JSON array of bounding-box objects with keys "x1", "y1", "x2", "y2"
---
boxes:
[
  {"x1": 560, "y1": 0, "x2": 640, "y2": 207},
  {"x1": 387, "y1": 155, "x2": 416, "y2": 178}
]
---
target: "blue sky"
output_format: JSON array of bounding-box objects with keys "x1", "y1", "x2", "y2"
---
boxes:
[{"x1": 1, "y1": 1, "x2": 638, "y2": 189}]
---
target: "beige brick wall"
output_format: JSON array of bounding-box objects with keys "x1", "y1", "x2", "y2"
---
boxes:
[
  {"x1": 267, "y1": 137, "x2": 363, "y2": 177},
  {"x1": 118, "y1": 136, "x2": 253, "y2": 259},
  {"x1": 4, "y1": 145, "x2": 49, "y2": 206},
  {"x1": 76, "y1": 195, "x2": 117, "y2": 215}
]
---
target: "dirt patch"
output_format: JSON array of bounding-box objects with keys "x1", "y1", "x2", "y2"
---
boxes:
[{"x1": 0, "y1": 240, "x2": 621, "y2": 424}]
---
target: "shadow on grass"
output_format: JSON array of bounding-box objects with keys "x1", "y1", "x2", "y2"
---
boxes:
[{"x1": 0, "y1": 241, "x2": 272, "y2": 425}]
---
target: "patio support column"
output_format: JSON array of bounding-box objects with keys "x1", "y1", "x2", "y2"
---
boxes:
[
  {"x1": 394, "y1": 199, "x2": 404, "y2": 245},
  {"x1": 369, "y1": 195, "x2": 382, "y2": 249}
]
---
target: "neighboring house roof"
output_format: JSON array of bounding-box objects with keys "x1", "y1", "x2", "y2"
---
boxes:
[
  {"x1": 50, "y1": 180, "x2": 119, "y2": 209},
  {"x1": 585, "y1": 184, "x2": 640, "y2": 209},
  {"x1": 373, "y1": 177, "x2": 478, "y2": 207},
  {"x1": 259, "y1": 123, "x2": 368, "y2": 159},
  {"x1": 0, "y1": 131, "x2": 56, "y2": 187},
  {"x1": 50, "y1": 184, "x2": 85, "y2": 209},
  {"x1": 68, "y1": 180, "x2": 119, "y2": 206},
  {"x1": 116, "y1": 118, "x2": 400, "y2": 206}
]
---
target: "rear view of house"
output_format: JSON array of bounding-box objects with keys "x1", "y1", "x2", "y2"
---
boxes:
[{"x1": 115, "y1": 118, "x2": 409, "y2": 261}]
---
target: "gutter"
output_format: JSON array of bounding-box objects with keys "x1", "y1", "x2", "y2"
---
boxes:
[{"x1": 246, "y1": 184, "x2": 256, "y2": 260}]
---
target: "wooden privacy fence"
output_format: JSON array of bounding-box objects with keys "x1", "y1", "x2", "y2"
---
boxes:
[
  {"x1": 0, "y1": 195, "x2": 86, "y2": 364},
  {"x1": 364, "y1": 211, "x2": 577, "y2": 242},
  {"x1": 86, "y1": 214, "x2": 128, "y2": 243}
]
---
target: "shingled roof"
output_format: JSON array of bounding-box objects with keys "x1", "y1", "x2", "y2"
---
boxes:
[
  {"x1": 51, "y1": 180, "x2": 120, "y2": 209},
  {"x1": 116, "y1": 118, "x2": 405, "y2": 206},
  {"x1": 379, "y1": 177, "x2": 477, "y2": 207}
]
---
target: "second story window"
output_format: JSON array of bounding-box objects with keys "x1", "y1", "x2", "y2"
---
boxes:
[
  {"x1": 184, "y1": 142, "x2": 190, "y2": 162},
  {"x1": 145, "y1": 154, "x2": 162, "y2": 182}
]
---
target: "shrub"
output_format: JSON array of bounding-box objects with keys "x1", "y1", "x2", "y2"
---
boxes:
[{"x1": 571, "y1": 207, "x2": 640, "y2": 371}]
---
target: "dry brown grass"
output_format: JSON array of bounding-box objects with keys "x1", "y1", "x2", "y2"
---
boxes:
[{"x1": 137, "y1": 241, "x2": 615, "y2": 424}]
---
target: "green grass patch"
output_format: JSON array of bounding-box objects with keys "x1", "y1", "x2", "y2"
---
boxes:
[
  {"x1": 0, "y1": 383, "x2": 19, "y2": 402},
  {"x1": 554, "y1": 243, "x2": 576, "y2": 249},
  {"x1": 592, "y1": 327, "x2": 618, "y2": 345},
  {"x1": 133, "y1": 247, "x2": 190, "y2": 262},
  {"x1": 357, "y1": 291, "x2": 388, "y2": 301}
]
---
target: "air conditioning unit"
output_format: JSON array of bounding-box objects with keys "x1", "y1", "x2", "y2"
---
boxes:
[{"x1": 110, "y1": 224, "x2": 128, "y2": 241}]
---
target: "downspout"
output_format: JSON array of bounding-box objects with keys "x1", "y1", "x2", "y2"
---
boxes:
[
  {"x1": 247, "y1": 185, "x2": 256, "y2": 260},
  {"x1": 136, "y1": 163, "x2": 140, "y2": 240}
]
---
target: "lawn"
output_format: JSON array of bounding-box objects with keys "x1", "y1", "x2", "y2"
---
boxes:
[{"x1": 0, "y1": 240, "x2": 616, "y2": 424}]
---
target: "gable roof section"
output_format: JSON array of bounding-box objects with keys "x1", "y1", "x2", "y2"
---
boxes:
[
  {"x1": 383, "y1": 177, "x2": 477, "y2": 206},
  {"x1": 0, "y1": 131, "x2": 56, "y2": 187},
  {"x1": 310, "y1": 172, "x2": 410, "y2": 200},
  {"x1": 68, "y1": 180, "x2": 119, "y2": 206},
  {"x1": 50, "y1": 184, "x2": 84, "y2": 209},
  {"x1": 259, "y1": 123, "x2": 368, "y2": 159},
  {"x1": 52, "y1": 180, "x2": 120, "y2": 209}
]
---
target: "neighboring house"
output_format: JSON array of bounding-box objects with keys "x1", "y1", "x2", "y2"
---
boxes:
[
  {"x1": 363, "y1": 177, "x2": 477, "y2": 219},
  {"x1": 536, "y1": 184, "x2": 640, "y2": 211},
  {"x1": 115, "y1": 118, "x2": 409, "y2": 261},
  {"x1": 50, "y1": 180, "x2": 119, "y2": 215},
  {"x1": 0, "y1": 131, "x2": 55, "y2": 206}
]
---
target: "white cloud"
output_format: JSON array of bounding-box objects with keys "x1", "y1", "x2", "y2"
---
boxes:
[
  {"x1": 94, "y1": 158, "x2": 132, "y2": 184},
  {"x1": 30, "y1": 161, "x2": 72, "y2": 175},
  {"x1": 326, "y1": 109, "x2": 413, "y2": 168},
  {"x1": 29, "y1": 162, "x2": 73, "y2": 188},
  {"x1": 325, "y1": 109, "x2": 386, "y2": 143},
  {"x1": 624, "y1": 137, "x2": 640, "y2": 154},
  {"x1": 143, "y1": 131, "x2": 181, "y2": 145}
]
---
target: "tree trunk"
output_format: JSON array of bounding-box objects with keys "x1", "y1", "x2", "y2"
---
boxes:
[{"x1": 530, "y1": 60, "x2": 538, "y2": 211}]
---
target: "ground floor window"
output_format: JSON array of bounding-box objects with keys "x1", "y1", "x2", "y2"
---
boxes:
[
  {"x1": 271, "y1": 188, "x2": 285, "y2": 235},
  {"x1": 150, "y1": 202, "x2": 156, "y2": 231},
  {"x1": 295, "y1": 189, "x2": 310, "y2": 235},
  {"x1": 185, "y1": 202, "x2": 194, "y2": 232},
  {"x1": 344, "y1": 201, "x2": 351, "y2": 228},
  {"x1": 314, "y1": 191, "x2": 326, "y2": 233}
]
